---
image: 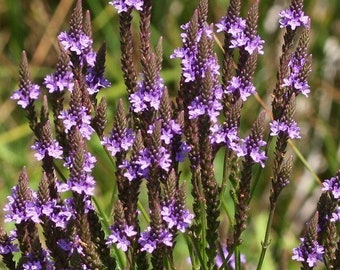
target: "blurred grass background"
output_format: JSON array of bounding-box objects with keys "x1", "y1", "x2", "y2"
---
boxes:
[{"x1": 0, "y1": 0, "x2": 339, "y2": 269}]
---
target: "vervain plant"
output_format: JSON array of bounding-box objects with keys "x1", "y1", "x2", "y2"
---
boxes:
[{"x1": 0, "y1": 0, "x2": 339, "y2": 269}]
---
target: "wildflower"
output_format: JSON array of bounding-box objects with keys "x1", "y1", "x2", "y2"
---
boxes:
[
  {"x1": 109, "y1": 0, "x2": 144, "y2": 13},
  {"x1": 59, "y1": 106, "x2": 94, "y2": 140},
  {"x1": 322, "y1": 176, "x2": 340, "y2": 199},
  {"x1": 139, "y1": 227, "x2": 173, "y2": 253},
  {"x1": 216, "y1": 16, "x2": 264, "y2": 55},
  {"x1": 106, "y1": 225, "x2": 137, "y2": 252},
  {"x1": 292, "y1": 238, "x2": 324, "y2": 267},
  {"x1": 161, "y1": 200, "x2": 194, "y2": 232},
  {"x1": 279, "y1": 4, "x2": 310, "y2": 30},
  {"x1": 11, "y1": 84, "x2": 40, "y2": 109},
  {"x1": 31, "y1": 140, "x2": 63, "y2": 161},
  {"x1": 101, "y1": 128, "x2": 134, "y2": 157},
  {"x1": 269, "y1": 119, "x2": 301, "y2": 139}
]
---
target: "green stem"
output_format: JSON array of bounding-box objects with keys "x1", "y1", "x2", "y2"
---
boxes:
[
  {"x1": 234, "y1": 246, "x2": 241, "y2": 270},
  {"x1": 256, "y1": 202, "x2": 276, "y2": 270}
]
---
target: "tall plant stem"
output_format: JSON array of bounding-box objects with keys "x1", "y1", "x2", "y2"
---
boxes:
[{"x1": 256, "y1": 201, "x2": 277, "y2": 270}]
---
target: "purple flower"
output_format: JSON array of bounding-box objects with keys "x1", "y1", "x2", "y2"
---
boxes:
[
  {"x1": 23, "y1": 260, "x2": 42, "y2": 270},
  {"x1": 31, "y1": 139, "x2": 63, "y2": 161},
  {"x1": 269, "y1": 119, "x2": 301, "y2": 139},
  {"x1": 41, "y1": 199, "x2": 73, "y2": 229},
  {"x1": 58, "y1": 31, "x2": 95, "y2": 66},
  {"x1": 59, "y1": 106, "x2": 94, "y2": 140},
  {"x1": 322, "y1": 176, "x2": 340, "y2": 199},
  {"x1": 106, "y1": 225, "x2": 137, "y2": 252},
  {"x1": 279, "y1": 7, "x2": 310, "y2": 30},
  {"x1": 292, "y1": 238, "x2": 324, "y2": 267},
  {"x1": 330, "y1": 206, "x2": 340, "y2": 223},
  {"x1": 237, "y1": 136, "x2": 267, "y2": 167},
  {"x1": 282, "y1": 53, "x2": 311, "y2": 97},
  {"x1": 226, "y1": 76, "x2": 256, "y2": 102},
  {"x1": 86, "y1": 68, "x2": 111, "y2": 95},
  {"x1": 4, "y1": 186, "x2": 37, "y2": 224},
  {"x1": 129, "y1": 76, "x2": 164, "y2": 113},
  {"x1": 11, "y1": 83, "x2": 40, "y2": 109},
  {"x1": 109, "y1": 0, "x2": 144, "y2": 13},
  {"x1": 44, "y1": 70, "x2": 74, "y2": 93},
  {"x1": 58, "y1": 235, "x2": 85, "y2": 256},
  {"x1": 0, "y1": 231, "x2": 19, "y2": 255},
  {"x1": 139, "y1": 227, "x2": 173, "y2": 253},
  {"x1": 215, "y1": 246, "x2": 246, "y2": 269},
  {"x1": 161, "y1": 200, "x2": 194, "y2": 233},
  {"x1": 119, "y1": 148, "x2": 151, "y2": 181},
  {"x1": 175, "y1": 142, "x2": 190, "y2": 162},
  {"x1": 101, "y1": 128, "x2": 134, "y2": 157},
  {"x1": 216, "y1": 16, "x2": 264, "y2": 55}
]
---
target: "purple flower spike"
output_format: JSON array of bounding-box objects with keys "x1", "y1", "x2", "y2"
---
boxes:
[
  {"x1": 292, "y1": 238, "x2": 324, "y2": 267},
  {"x1": 279, "y1": 7, "x2": 310, "y2": 30},
  {"x1": 4, "y1": 186, "x2": 38, "y2": 224},
  {"x1": 216, "y1": 16, "x2": 264, "y2": 55},
  {"x1": 269, "y1": 119, "x2": 301, "y2": 139},
  {"x1": 31, "y1": 140, "x2": 63, "y2": 161},
  {"x1": 226, "y1": 76, "x2": 256, "y2": 101},
  {"x1": 237, "y1": 136, "x2": 267, "y2": 168},
  {"x1": 86, "y1": 68, "x2": 111, "y2": 95},
  {"x1": 44, "y1": 70, "x2": 74, "y2": 93},
  {"x1": 106, "y1": 225, "x2": 137, "y2": 252},
  {"x1": 161, "y1": 201, "x2": 194, "y2": 233},
  {"x1": 282, "y1": 53, "x2": 311, "y2": 97},
  {"x1": 59, "y1": 106, "x2": 94, "y2": 140},
  {"x1": 11, "y1": 83, "x2": 40, "y2": 109},
  {"x1": 0, "y1": 231, "x2": 19, "y2": 255},
  {"x1": 58, "y1": 32, "x2": 93, "y2": 61},
  {"x1": 139, "y1": 227, "x2": 173, "y2": 253},
  {"x1": 322, "y1": 176, "x2": 340, "y2": 199},
  {"x1": 101, "y1": 128, "x2": 134, "y2": 157},
  {"x1": 109, "y1": 0, "x2": 144, "y2": 13}
]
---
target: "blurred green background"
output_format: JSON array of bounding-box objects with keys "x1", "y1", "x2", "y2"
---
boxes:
[{"x1": 0, "y1": 0, "x2": 339, "y2": 269}]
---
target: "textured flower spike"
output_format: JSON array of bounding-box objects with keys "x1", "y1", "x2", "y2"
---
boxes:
[
  {"x1": 279, "y1": 0, "x2": 310, "y2": 30},
  {"x1": 111, "y1": 0, "x2": 138, "y2": 94},
  {"x1": 58, "y1": 0, "x2": 95, "y2": 67},
  {"x1": 109, "y1": 0, "x2": 144, "y2": 13},
  {"x1": 4, "y1": 168, "x2": 49, "y2": 269},
  {"x1": 101, "y1": 99, "x2": 134, "y2": 158},
  {"x1": 11, "y1": 51, "x2": 40, "y2": 110},
  {"x1": 92, "y1": 97, "x2": 108, "y2": 138},
  {"x1": 86, "y1": 42, "x2": 111, "y2": 96},
  {"x1": 316, "y1": 180, "x2": 339, "y2": 268},
  {"x1": 58, "y1": 81, "x2": 94, "y2": 141},
  {"x1": 233, "y1": 112, "x2": 266, "y2": 251},
  {"x1": 61, "y1": 127, "x2": 96, "y2": 196},
  {"x1": 11, "y1": 51, "x2": 40, "y2": 134},
  {"x1": 107, "y1": 200, "x2": 137, "y2": 253},
  {"x1": 44, "y1": 45, "x2": 74, "y2": 93},
  {"x1": 292, "y1": 212, "x2": 324, "y2": 268},
  {"x1": 282, "y1": 27, "x2": 312, "y2": 98},
  {"x1": 0, "y1": 227, "x2": 18, "y2": 269},
  {"x1": 270, "y1": 94, "x2": 301, "y2": 140},
  {"x1": 270, "y1": 155, "x2": 293, "y2": 204}
]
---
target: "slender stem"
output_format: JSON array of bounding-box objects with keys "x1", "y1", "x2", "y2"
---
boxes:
[
  {"x1": 234, "y1": 246, "x2": 241, "y2": 270},
  {"x1": 256, "y1": 202, "x2": 276, "y2": 270}
]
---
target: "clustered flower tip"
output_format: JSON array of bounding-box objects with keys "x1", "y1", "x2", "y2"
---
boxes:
[
  {"x1": 11, "y1": 83, "x2": 40, "y2": 109},
  {"x1": 279, "y1": 6, "x2": 310, "y2": 30},
  {"x1": 109, "y1": 0, "x2": 144, "y2": 13},
  {"x1": 216, "y1": 16, "x2": 264, "y2": 55},
  {"x1": 292, "y1": 238, "x2": 324, "y2": 267}
]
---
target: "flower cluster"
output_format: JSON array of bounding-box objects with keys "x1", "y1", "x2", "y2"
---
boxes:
[
  {"x1": 292, "y1": 238, "x2": 324, "y2": 267},
  {"x1": 216, "y1": 16, "x2": 264, "y2": 55},
  {"x1": 109, "y1": 0, "x2": 144, "y2": 13}
]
